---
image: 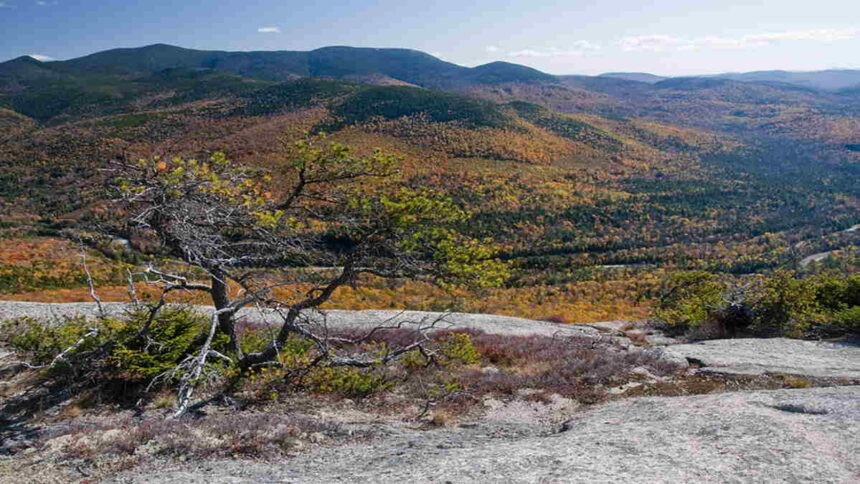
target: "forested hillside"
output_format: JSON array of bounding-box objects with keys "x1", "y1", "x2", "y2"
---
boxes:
[{"x1": 0, "y1": 44, "x2": 857, "y2": 321}]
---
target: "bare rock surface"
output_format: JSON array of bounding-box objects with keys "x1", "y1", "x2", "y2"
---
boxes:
[
  {"x1": 666, "y1": 338, "x2": 860, "y2": 379},
  {"x1": 104, "y1": 386, "x2": 860, "y2": 484},
  {"x1": 5, "y1": 302, "x2": 860, "y2": 483},
  {"x1": 0, "y1": 301, "x2": 600, "y2": 338},
  {"x1": 584, "y1": 320, "x2": 685, "y2": 345}
]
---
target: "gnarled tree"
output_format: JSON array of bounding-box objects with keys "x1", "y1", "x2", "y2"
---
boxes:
[{"x1": 111, "y1": 136, "x2": 508, "y2": 414}]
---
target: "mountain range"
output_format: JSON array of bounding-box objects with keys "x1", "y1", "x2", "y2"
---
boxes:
[
  {"x1": 3, "y1": 43, "x2": 860, "y2": 95},
  {"x1": 0, "y1": 43, "x2": 857, "y2": 282}
]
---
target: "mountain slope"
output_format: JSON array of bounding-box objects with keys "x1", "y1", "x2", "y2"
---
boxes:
[{"x1": 0, "y1": 43, "x2": 856, "y2": 283}]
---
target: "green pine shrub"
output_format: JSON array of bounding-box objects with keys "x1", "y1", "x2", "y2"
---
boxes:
[
  {"x1": 654, "y1": 271, "x2": 724, "y2": 329},
  {"x1": 1, "y1": 307, "x2": 211, "y2": 383}
]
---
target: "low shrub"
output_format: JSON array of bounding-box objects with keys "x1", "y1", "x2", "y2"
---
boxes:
[
  {"x1": 4, "y1": 315, "x2": 95, "y2": 364},
  {"x1": 653, "y1": 271, "x2": 860, "y2": 338},
  {"x1": 753, "y1": 272, "x2": 820, "y2": 337},
  {"x1": 437, "y1": 332, "x2": 480, "y2": 365},
  {"x1": 654, "y1": 271, "x2": 724, "y2": 330},
  {"x1": 0, "y1": 307, "x2": 216, "y2": 401},
  {"x1": 831, "y1": 306, "x2": 860, "y2": 333}
]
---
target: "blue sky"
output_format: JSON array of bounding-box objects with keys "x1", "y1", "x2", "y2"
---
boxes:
[{"x1": 2, "y1": 0, "x2": 860, "y2": 75}]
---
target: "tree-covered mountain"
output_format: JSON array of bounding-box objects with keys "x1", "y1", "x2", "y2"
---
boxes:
[
  {"x1": 6, "y1": 43, "x2": 860, "y2": 97},
  {"x1": 0, "y1": 43, "x2": 857, "y2": 313},
  {"x1": 0, "y1": 44, "x2": 557, "y2": 94}
]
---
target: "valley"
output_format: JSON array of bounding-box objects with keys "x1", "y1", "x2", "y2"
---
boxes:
[{"x1": 0, "y1": 45, "x2": 857, "y2": 320}]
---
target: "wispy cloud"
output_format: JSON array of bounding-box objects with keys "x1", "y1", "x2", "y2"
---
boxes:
[
  {"x1": 35, "y1": 1, "x2": 58, "y2": 5},
  {"x1": 508, "y1": 41, "x2": 600, "y2": 58},
  {"x1": 619, "y1": 29, "x2": 860, "y2": 52},
  {"x1": 0, "y1": 1, "x2": 14, "y2": 8},
  {"x1": 28, "y1": 54, "x2": 54, "y2": 61},
  {"x1": 485, "y1": 45, "x2": 500, "y2": 53},
  {"x1": 257, "y1": 26, "x2": 280, "y2": 33},
  {"x1": 618, "y1": 35, "x2": 685, "y2": 52}
]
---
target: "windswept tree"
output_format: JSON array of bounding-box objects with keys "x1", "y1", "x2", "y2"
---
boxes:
[{"x1": 113, "y1": 135, "x2": 508, "y2": 413}]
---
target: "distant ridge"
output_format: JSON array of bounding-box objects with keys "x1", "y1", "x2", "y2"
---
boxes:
[
  {"x1": 708, "y1": 69, "x2": 860, "y2": 91},
  {"x1": 4, "y1": 43, "x2": 859, "y2": 93},
  {"x1": 0, "y1": 44, "x2": 555, "y2": 90},
  {"x1": 599, "y1": 72, "x2": 667, "y2": 84}
]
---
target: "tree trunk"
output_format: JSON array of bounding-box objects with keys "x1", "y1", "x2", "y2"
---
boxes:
[
  {"x1": 238, "y1": 263, "x2": 355, "y2": 369},
  {"x1": 210, "y1": 270, "x2": 243, "y2": 359}
]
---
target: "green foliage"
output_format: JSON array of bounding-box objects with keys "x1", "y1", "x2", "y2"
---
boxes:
[
  {"x1": 242, "y1": 78, "x2": 357, "y2": 116},
  {"x1": 116, "y1": 151, "x2": 271, "y2": 215},
  {"x1": 1, "y1": 307, "x2": 210, "y2": 382},
  {"x1": 655, "y1": 271, "x2": 724, "y2": 328},
  {"x1": 109, "y1": 308, "x2": 210, "y2": 379},
  {"x1": 815, "y1": 274, "x2": 860, "y2": 312},
  {"x1": 3, "y1": 316, "x2": 93, "y2": 364},
  {"x1": 237, "y1": 334, "x2": 391, "y2": 399},
  {"x1": 346, "y1": 186, "x2": 510, "y2": 289},
  {"x1": 468, "y1": 62, "x2": 555, "y2": 84},
  {"x1": 237, "y1": 330, "x2": 479, "y2": 401},
  {"x1": 753, "y1": 271, "x2": 820, "y2": 336},
  {"x1": 327, "y1": 86, "x2": 510, "y2": 130},
  {"x1": 653, "y1": 271, "x2": 860, "y2": 337},
  {"x1": 291, "y1": 135, "x2": 399, "y2": 191},
  {"x1": 431, "y1": 233, "x2": 510, "y2": 289},
  {"x1": 236, "y1": 325, "x2": 275, "y2": 355},
  {"x1": 832, "y1": 306, "x2": 860, "y2": 332},
  {"x1": 812, "y1": 274, "x2": 860, "y2": 334},
  {"x1": 438, "y1": 332, "x2": 480, "y2": 365},
  {"x1": 305, "y1": 366, "x2": 391, "y2": 398},
  {"x1": 9, "y1": 80, "x2": 124, "y2": 121}
]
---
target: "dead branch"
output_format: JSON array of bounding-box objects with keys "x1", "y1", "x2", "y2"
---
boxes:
[
  {"x1": 126, "y1": 268, "x2": 141, "y2": 307},
  {"x1": 80, "y1": 242, "x2": 105, "y2": 319},
  {"x1": 173, "y1": 308, "x2": 226, "y2": 418},
  {"x1": 51, "y1": 327, "x2": 99, "y2": 367}
]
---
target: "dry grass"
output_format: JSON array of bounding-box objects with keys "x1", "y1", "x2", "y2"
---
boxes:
[{"x1": 39, "y1": 412, "x2": 345, "y2": 461}]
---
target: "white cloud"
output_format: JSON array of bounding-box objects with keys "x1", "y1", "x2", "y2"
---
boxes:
[
  {"x1": 508, "y1": 41, "x2": 600, "y2": 58},
  {"x1": 746, "y1": 29, "x2": 858, "y2": 42},
  {"x1": 571, "y1": 40, "x2": 601, "y2": 51},
  {"x1": 485, "y1": 45, "x2": 500, "y2": 53},
  {"x1": 508, "y1": 49, "x2": 557, "y2": 58},
  {"x1": 257, "y1": 27, "x2": 280, "y2": 33},
  {"x1": 28, "y1": 54, "x2": 54, "y2": 61},
  {"x1": 618, "y1": 35, "x2": 685, "y2": 52},
  {"x1": 619, "y1": 29, "x2": 860, "y2": 52},
  {"x1": 35, "y1": 1, "x2": 58, "y2": 5}
]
